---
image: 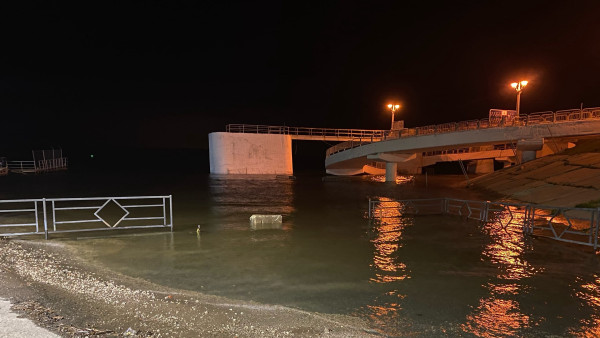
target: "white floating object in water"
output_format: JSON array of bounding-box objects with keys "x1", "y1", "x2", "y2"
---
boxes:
[
  {"x1": 249, "y1": 214, "x2": 282, "y2": 224},
  {"x1": 249, "y1": 214, "x2": 282, "y2": 230}
]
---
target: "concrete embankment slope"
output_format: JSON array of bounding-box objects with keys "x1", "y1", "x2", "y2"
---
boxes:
[{"x1": 471, "y1": 140, "x2": 600, "y2": 208}]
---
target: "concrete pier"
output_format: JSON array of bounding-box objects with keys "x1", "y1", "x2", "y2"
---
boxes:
[{"x1": 209, "y1": 132, "x2": 293, "y2": 175}]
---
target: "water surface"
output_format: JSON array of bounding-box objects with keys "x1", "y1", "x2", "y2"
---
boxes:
[{"x1": 3, "y1": 169, "x2": 600, "y2": 336}]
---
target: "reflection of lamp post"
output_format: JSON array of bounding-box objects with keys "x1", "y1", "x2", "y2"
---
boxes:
[
  {"x1": 387, "y1": 104, "x2": 401, "y2": 130},
  {"x1": 510, "y1": 80, "x2": 528, "y2": 115}
]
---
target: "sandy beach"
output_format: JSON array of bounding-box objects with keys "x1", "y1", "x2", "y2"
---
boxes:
[{"x1": 0, "y1": 238, "x2": 377, "y2": 337}]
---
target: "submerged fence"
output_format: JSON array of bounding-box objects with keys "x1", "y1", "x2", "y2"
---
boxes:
[
  {"x1": 368, "y1": 197, "x2": 600, "y2": 250},
  {"x1": 0, "y1": 195, "x2": 173, "y2": 239}
]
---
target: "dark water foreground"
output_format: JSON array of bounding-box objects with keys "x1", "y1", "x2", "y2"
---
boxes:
[{"x1": 2, "y1": 168, "x2": 600, "y2": 337}]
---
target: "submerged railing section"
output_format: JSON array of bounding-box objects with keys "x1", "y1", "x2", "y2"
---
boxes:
[
  {"x1": 327, "y1": 107, "x2": 600, "y2": 157},
  {"x1": 368, "y1": 197, "x2": 600, "y2": 251},
  {"x1": 0, "y1": 195, "x2": 173, "y2": 239}
]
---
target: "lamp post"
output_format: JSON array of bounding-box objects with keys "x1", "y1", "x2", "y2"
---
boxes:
[
  {"x1": 510, "y1": 80, "x2": 528, "y2": 115},
  {"x1": 387, "y1": 104, "x2": 401, "y2": 130}
]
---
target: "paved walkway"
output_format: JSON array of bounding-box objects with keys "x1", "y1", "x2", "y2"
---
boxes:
[{"x1": 0, "y1": 298, "x2": 58, "y2": 338}]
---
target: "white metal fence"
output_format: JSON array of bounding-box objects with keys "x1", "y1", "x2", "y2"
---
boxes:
[
  {"x1": 7, "y1": 148, "x2": 68, "y2": 174},
  {"x1": 7, "y1": 161, "x2": 37, "y2": 173},
  {"x1": 7, "y1": 158, "x2": 68, "y2": 174},
  {"x1": 0, "y1": 195, "x2": 173, "y2": 239},
  {"x1": 0, "y1": 199, "x2": 45, "y2": 236},
  {"x1": 368, "y1": 197, "x2": 600, "y2": 250}
]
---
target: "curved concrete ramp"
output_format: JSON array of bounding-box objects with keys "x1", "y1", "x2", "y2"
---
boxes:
[{"x1": 325, "y1": 119, "x2": 600, "y2": 175}]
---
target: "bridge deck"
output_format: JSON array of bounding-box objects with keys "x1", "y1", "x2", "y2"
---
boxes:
[{"x1": 326, "y1": 107, "x2": 600, "y2": 157}]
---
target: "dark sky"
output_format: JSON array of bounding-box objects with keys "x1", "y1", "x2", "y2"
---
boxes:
[{"x1": 1, "y1": 1, "x2": 599, "y2": 152}]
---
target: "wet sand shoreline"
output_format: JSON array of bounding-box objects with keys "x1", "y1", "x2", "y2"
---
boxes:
[{"x1": 0, "y1": 238, "x2": 377, "y2": 337}]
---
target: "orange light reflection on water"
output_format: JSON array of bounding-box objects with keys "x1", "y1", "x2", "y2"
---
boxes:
[
  {"x1": 462, "y1": 297, "x2": 530, "y2": 337},
  {"x1": 366, "y1": 197, "x2": 409, "y2": 328},
  {"x1": 369, "y1": 175, "x2": 415, "y2": 184},
  {"x1": 361, "y1": 290, "x2": 406, "y2": 335},
  {"x1": 369, "y1": 197, "x2": 410, "y2": 284},
  {"x1": 570, "y1": 275, "x2": 600, "y2": 337},
  {"x1": 462, "y1": 207, "x2": 538, "y2": 336},
  {"x1": 483, "y1": 207, "x2": 538, "y2": 280}
]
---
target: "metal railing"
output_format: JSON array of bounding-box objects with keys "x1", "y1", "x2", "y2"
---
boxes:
[
  {"x1": 226, "y1": 124, "x2": 387, "y2": 140},
  {"x1": 0, "y1": 199, "x2": 45, "y2": 236},
  {"x1": 36, "y1": 157, "x2": 68, "y2": 172},
  {"x1": 7, "y1": 158, "x2": 68, "y2": 174},
  {"x1": 368, "y1": 197, "x2": 600, "y2": 250},
  {"x1": 7, "y1": 161, "x2": 36, "y2": 173},
  {"x1": 326, "y1": 107, "x2": 600, "y2": 157},
  {"x1": 0, "y1": 195, "x2": 173, "y2": 239}
]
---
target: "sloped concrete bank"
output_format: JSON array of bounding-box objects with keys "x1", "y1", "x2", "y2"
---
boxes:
[{"x1": 471, "y1": 140, "x2": 600, "y2": 208}]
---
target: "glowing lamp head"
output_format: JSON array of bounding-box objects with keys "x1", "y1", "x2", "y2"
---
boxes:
[
  {"x1": 394, "y1": 104, "x2": 400, "y2": 109},
  {"x1": 387, "y1": 104, "x2": 393, "y2": 108},
  {"x1": 511, "y1": 80, "x2": 529, "y2": 90}
]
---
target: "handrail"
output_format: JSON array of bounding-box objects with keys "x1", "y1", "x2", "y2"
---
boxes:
[
  {"x1": 326, "y1": 107, "x2": 600, "y2": 157},
  {"x1": 7, "y1": 157, "x2": 68, "y2": 173},
  {"x1": 226, "y1": 124, "x2": 387, "y2": 139}
]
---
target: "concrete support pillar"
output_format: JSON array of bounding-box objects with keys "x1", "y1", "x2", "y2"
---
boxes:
[
  {"x1": 473, "y1": 159, "x2": 494, "y2": 174},
  {"x1": 516, "y1": 138, "x2": 544, "y2": 164},
  {"x1": 521, "y1": 150, "x2": 537, "y2": 163},
  {"x1": 385, "y1": 162, "x2": 397, "y2": 182}
]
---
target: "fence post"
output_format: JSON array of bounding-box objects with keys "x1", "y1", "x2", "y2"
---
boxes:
[
  {"x1": 523, "y1": 205, "x2": 529, "y2": 234},
  {"x1": 526, "y1": 205, "x2": 534, "y2": 234},
  {"x1": 43, "y1": 198, "x2": 48, "y2": 240},
  {"x1": 169, "y1": 195, "x2": 174, "y2": 232},
  {"x1": 595, "y1": 208, "x2": 600, "y2": 251},
  {"x1": 162, "y1": 197, "x2": 167, "y2": 226},
  {"x1": 443, "y1": 198, "x2": 449, "y2": 214},
  {"x1": 483, "y1": 201, "x2": 489, "y2": 222}
]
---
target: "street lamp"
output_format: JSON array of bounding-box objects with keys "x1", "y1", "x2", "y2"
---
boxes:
[
  {"x1": 387, "y1": 103, "x2": 401, "y2": 130},
  {"x1": 510, "y1": 80, "x2": 528, "y2": 115}
]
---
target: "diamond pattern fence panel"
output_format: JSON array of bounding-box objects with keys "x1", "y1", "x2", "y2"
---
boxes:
[{"x1": 0, "y1": 196, "x2": 173, "y2": 239}]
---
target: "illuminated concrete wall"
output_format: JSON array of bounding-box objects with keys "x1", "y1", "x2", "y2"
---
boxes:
[{"x1": 208, "y1": 132, "x2": 293, "y2": 175}]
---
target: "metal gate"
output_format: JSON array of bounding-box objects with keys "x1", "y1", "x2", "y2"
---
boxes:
[{"x1": 0, "y1": 195, "x2": 173, "y2": 239}]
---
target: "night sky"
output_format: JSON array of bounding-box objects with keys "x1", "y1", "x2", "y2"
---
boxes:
[{"x1": 2, "y1": 1, "x2": 599, "y2": 155}]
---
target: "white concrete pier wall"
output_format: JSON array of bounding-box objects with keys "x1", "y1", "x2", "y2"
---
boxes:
[{"x1": 209, "y1": 132, "x2": 293, "y2": 175}]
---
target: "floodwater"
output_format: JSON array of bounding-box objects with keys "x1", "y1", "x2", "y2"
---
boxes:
[{"x1": 3, "y1": 167, "x2": 600, "y2": 336}]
